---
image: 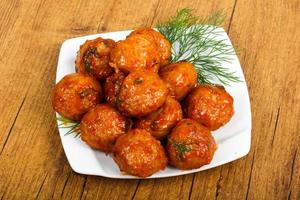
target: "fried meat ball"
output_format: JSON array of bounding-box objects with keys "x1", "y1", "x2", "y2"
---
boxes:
[
  {"x1": 75, "y1": 37, "x2": 116, "y2": 80},
  {"x1": 130, "y1": 28, "x2": 172, "y2": 66},
  {"x1": 117, "y1": 71, "x2": 168, "y2": 117},
  {"x1": 109, "y1": 34, "x2": 160, "y2": 73},
  {"x1": 159, "y1": 61, "x2": 197, "y2": 101},
  {"x1": 80, "y1": 104, "x2": 128, "y2": 152},
  {"x1": 167, "y1": 119, "x2": 217, "y2": 170},
  {"x1": 185, "y1": 84, "x2": 234, "y2": 130},
  {"x1": 113, "y1": 129, "x2": 167, "y2": 177},
  {"x1": 52, "y1": 73, "x2": 102, "y2": 121},
  {"x1": 135, "y1": 96, "x2": 183, "y2": 140},
  {"x1": 104, "y1": 72, "x2": 126, "y2": 107}
]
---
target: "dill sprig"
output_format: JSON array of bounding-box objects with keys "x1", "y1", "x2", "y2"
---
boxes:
[
  {"x1": 56, "y1": 116, "x2": 81, "y2": 138},
  {"x1": 158, "y1": 8, "x2": 241, "y2": 85}
]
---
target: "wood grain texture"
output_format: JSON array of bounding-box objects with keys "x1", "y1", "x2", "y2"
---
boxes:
[{"x1": 0, "y1": 0, "x2": 299, "y2": 199}]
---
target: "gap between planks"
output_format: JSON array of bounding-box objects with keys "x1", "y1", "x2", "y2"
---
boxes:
[
  {"x1": 227, "y1": 0, "x2": 238, "y2": 34},
  {"x1": 214, "y1": 169, "x2": 223, "y2": 200},
  {"x1": 60, "y1": 173, "x2": 71, "y2": 197},
  {"x1": 0, "y1": 93, "x2": 28, "y2": 155},
  {"x1": 79, "y1": 176, "x2": 88, "y2": 200},
  {"x1": 288, "y1": 148, "x2": 298, "y2": 188},
  {"x1": 188, "y1": 174, "x2": 196, "y2": 199},
  {"x1": 245, "y1": 150, "x2": 256, "y2": 200},
  {"x1": 150, "y1": 1, "x2": 160, "y2": 27},
  {"x1": 271, "y1": 106, "x2": 281, "y2": 146},
  {"x1": 131, "y1": 180, "x2": 141, "y2": 200},
  {"x1": 35, "y1": 172, "x2": 49, "y2": 200}
]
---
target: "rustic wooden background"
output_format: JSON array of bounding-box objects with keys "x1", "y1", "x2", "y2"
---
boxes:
[{"x1": 0, "y1": 0, "x2": 299, "y2": 199}]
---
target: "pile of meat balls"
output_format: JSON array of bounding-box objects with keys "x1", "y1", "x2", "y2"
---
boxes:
[{"x1": 52, "y1": 28, "x2": 234, "y2": 177}]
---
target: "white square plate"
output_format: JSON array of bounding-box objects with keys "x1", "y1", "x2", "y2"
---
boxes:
[{"x1": 56, "y1": 28, "x2": 252, "y2": 179}]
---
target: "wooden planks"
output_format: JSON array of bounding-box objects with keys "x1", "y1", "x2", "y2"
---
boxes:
[
  {"x1": 0, "y1": 0, "x2": 299, "y2": 199},
  {"x1": 0, "y1": 0, "x2": 141, "y2": 199},
  {"x1": 223, "y1": 0, "x2": 300, "y2": 199}
]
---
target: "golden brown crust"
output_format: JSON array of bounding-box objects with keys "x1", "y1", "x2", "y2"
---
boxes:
[
  {"x1": 75, "y1": 37, "x2": 116, "y2": 80},
  {"x1": 113, "y1": 129, "x2": 167, "y2": 177},
  {"x1": 109, "y1": 34, "x2": 160, "y2": 73},
  {"x1": 135, "y1": 96, "x2": 183, "y2": 140},
  {"x1": 80, "y1": 104, "x2": 127, "y2": 152},
  {"x1": 117, "y1": 71, "x2": 168, "y2": 117},
  {"x1": 167, "y1": 119, "x2": 217, "y2": 170},
  {"x1": 129, "y1": 28, "x2": 172, "y2": 66},
  {"x1": 104, "y1": 72, "x2": 126, "y2": 107},
  {"x1": 52, "y1": 73, "x2": 102, "y2": 121},
  {"x1": 185, "y1": 84, "x2": 234, "y2": 130},
  {"x1": 159, "y1": 61, "x2": 197, "y2": 101}
]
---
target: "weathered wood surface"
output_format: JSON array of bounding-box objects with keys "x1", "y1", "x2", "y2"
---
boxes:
[{"x1": 0, "y1": 0, "x2": 299, "y2": 199}]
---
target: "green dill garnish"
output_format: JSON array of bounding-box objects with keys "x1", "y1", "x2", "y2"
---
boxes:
[
  {"x1": 56, "y1": 116, "x2": 80, "y2": 138},
  {"x1": 157, "y1": 8, "x2": 241, "y2": 85},
  {"x1": 173, "y1": 142, "x2": 192, "y2": 159}
]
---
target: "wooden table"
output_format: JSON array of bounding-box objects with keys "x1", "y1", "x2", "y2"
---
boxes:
[{"x1": 0, "y1": 0, "x2": 299, "y2": 199}]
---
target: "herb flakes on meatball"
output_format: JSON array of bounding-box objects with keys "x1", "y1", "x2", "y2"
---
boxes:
[
  {"x1": 167, "y1": 119, "x2": 217, "y2": 170},
  {"x1": 117, "y1": 71, "x2": 168, "y2": 117},
  {"x1": 52, "y1": 73, "x2": 102, "y2": 121},
  {"x1": 75, "y1": 37, "x2": 116, "y2": 80}
]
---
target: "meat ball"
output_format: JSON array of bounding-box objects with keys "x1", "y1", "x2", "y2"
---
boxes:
[
  {"x1": 52, "y1": 73, "x2": 102, "y2": 121},
  {"x1": 185, "y1": 84, "x2": 234, "y2": 130},
  {"x1": 113, "y1": 129, "x2": 167, "y2": 177},
  {"x1": 75, "y1": 37, "x2": 116, "y2": 80},
  {"x1": 129, "y1": 28, "x2": 171, "y2": 66},
  {"x1": 135, "y1": 96, "x2": 183, "y2": 140},
  {"x1": 117, "y1": 71, "x2": 168, "y2": 117},
  {"x1": 109, "y1": 34, "x2": 160, "y2": 73},
  {"x1": 159, "y1": 61, "x2": 197, "y2": 101},
  {"x1": 104, "y1": 72, "x2": 126, "y2": 107},
  {"x1": 167, "y1": 119, "x2": 217, "y2": 170},
  {"x1": 80, "y1": 104, "x2": 128, "y2": 152}
]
